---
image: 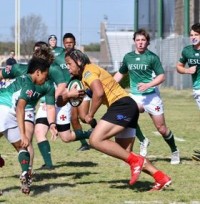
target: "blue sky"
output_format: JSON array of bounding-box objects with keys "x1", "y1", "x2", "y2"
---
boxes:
[{"x1": 0, "y1": 0, "x2": 134, "y2": 45}]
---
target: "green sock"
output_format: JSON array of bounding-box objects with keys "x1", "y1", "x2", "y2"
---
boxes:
[
  {"x1": 38, "y1": 140, "x2": 53, "y2": 167},
  {"x1": 80, "y1": 139, "x2": 88, "y2": 146},
  {"x1": 136, "y1": 124, "x2": 146, "y2": 142},
  {"x1": 18, "y1": 150, "x2": 30, "y2": 172},
  {"x1": 163, "y1": 130, "x2": 177, "y2": 152},
  {"x1": 74, "y1": 129, "x2": 91, "y2": 141}
]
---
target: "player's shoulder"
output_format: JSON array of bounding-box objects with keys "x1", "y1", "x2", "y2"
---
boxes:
[
  {"x1": 124, "y1": 51, "x2": 134, "y2": 57},
  {"x1": 145, "y1": 49, "x2": 157, "y2": 56},
  {"x1": 183, "y1": 45, "x2": 193, "y2": 51}
]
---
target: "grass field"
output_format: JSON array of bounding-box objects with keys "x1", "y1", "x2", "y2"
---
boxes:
[{"x1": 0, "y1": 88, "x2": 200, "y2": 204}]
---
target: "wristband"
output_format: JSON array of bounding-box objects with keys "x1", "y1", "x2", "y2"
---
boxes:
[{"x1": 49, "y1": 122, "x2": 56, "y2": 127}]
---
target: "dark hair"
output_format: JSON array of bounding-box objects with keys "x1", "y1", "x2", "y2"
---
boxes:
[
  {"x1": 34, "y1": 41, "x2": 48, "y2": 51},
  {"x1": 133, "y1": 28, "x2": 150, "y2": 43},
  {"x1": 27, "y1": 57, "x2": 50, "y2": 74},
  {"x1": 191, "y1": 23, "x2": 200, "y2": 34},
  {"x1": 65, "y1": 48, "x2": 90, "y2": 69},
  {"x1": 48, "y1": 34, "x2": 57, "y2": 41},
  {"x1": 32, "y1": 46, "x2": 54, "y2": 65},
  {"x1": 63, "y1": 33, "x2": 76, "y2": 43}
]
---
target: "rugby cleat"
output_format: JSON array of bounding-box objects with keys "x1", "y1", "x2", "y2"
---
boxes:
[
  {"x1": 20, "y1": 171, "x2": 31, "y2": 195},
  {"x1": 150, "y1": 174, "x2": 172, "y2": 191},
  {"x1": 170, "y1": 150, "x2": 180, "y2": 165},
  {"x1": 129, "y1": 155, "x2": 145, "y2": 185},
  {"x1": 139, "y1": 138, "x2": 150, "y2": 157}
]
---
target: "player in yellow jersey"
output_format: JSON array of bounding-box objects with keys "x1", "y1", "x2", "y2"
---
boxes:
[{"x1": 61, "y1": 49, "x2": 172, "y2": 191}]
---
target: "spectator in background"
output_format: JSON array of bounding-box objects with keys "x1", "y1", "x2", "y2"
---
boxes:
[{"x1": 6, "y1": 50, "x2": 17, "y2": 66}]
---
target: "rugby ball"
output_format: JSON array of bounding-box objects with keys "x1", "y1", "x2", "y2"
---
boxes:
[{"x1": 68, "y1": 79, "x2": 84, "y2": 107}]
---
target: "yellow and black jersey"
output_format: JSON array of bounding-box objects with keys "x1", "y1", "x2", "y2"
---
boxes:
[{"x1": 82, "y1": 64, "x2": 128, "y2": 107}]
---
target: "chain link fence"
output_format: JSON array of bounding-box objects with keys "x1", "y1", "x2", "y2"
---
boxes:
[{"x1": 147, "y1": 36, "x2": 192, "y2": 90}]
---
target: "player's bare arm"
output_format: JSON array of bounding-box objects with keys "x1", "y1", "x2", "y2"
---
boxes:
[
  {"x1": 137, "y1": 74, "x2": 165, "y2": 92},
  {"x1": 85, "y1": 79, "x2": 104, "y2": 124},
  {"x1": 176, "y1": 62, "x2": 197, "y2": 74},
  {"x1": 113, "y1": 71, "x2": 124, "y2": 83}
]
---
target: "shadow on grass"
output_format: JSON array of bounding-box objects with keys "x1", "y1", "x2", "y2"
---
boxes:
[
  {"x1": 148, "y1": 156, "x2": 192, "y2": 163},
  {"x1": 77, "y1": 179, "x2": 174, "y2": 192},
  {"x1": 30, "y1": 182, "x2": 76, "y2": 196},
  {"x1": 54, "y1": 161, "x2": 98, "y2": 168},
  {"x1": 10, "y1": 171, "x2": 98, "y2": 182},
  {"x1": 34, "y1": 171, "x2": 98, "y2": 181},
  {"x1": 3, "y1": 171, "x2": 98, "y2": 196}
]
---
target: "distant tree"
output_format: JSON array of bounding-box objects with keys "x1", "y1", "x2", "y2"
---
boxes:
[
  {"x1": 84, "y1": 43, "x2": 100, "y2": 51},
  {"x1": 0, "y1": 42, "x2": 15, "y2": 55},
  {"x1": 11, "y1": 14, "x2": 48, "y2": 60}
]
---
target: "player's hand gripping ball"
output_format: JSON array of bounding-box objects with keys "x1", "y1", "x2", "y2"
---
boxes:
[{"x1": 68, "y1": 79, "x2": 84, "y2": 107}]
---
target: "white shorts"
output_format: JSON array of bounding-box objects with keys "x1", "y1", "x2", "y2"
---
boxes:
[
  {"x1": 83, "y1": 94, "x2": 91, "y2": 101},
  {"x1": 35, "y1": 103, "x2": 71, "y2": 125},
  {"x1": 193, "y1": 89, "x2": 200, "y2": 109},
  {"x1": 3, "y1": 126, "x2": 21, "y2": 143},
  {"x1": 129, "y1": 92, "x2": 164, "y2": 115},
  {"x1": 25, "y1": 109, "x2": 35, "y2": 123},
  {"x1": 56, "y1": 103, "x2": 71, "y2": 125},
  {"x1": 0, "y1": 105, "x2": 17, "y2": 132},
  {"x1": 115, "y1": 128, "x2": 136, "y2": 139},
  {"x1": 0, "y1": 105, "x2": 20, "y2": 143}
]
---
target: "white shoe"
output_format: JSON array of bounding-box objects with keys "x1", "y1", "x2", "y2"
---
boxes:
[
  {"x1": 139, "y1": 138, "x2": 150, "y2": 157},
  {"x1": 170, "y1": 150, "x2": 180, "y2": 164}
]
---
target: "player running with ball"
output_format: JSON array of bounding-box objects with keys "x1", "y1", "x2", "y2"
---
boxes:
[{"x1": 61, "y1": 48, "x2": 172, "y2": 191}]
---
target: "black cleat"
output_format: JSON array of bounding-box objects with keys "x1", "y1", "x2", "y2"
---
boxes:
[
  {"x1": 37, "y1": 164, "x2": 55, "y2": 170},
  {"x1": 77, "y1": 144, "x2": 90, "y2": 151}
]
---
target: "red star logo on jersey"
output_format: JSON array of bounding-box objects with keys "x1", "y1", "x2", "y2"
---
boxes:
[
  {"x1": 5, "y1": 65, "x2": 12, "y2": 74},
  {"x1": 27, "y1": 113, "x2": 33, "y2": 118},
  {"x1": 60, "y1": 115, "x2": 67, "y2": 121},
  {"x1": 26, "y1": 90, "x2": 33, "y2": 98},
  {"x1": 155, "y1": 106, "x2": 160, "y2": 112}
]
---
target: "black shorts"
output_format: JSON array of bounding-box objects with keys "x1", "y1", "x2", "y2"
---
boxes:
[
  {"x1": 102, "y1": 96, "x2": 139, "y2": 128},
  {"x1": 35, "y1": 117, "x2": 70, "y2": 132}
]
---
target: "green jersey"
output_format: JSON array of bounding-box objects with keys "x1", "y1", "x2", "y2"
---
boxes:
[
  {"x1": 119, "y1": 50, "x2": 164, "y2": 95},
  {"x1": 2, "y1": 63, "x2": 28, "y2": 79},
  {"x1": 179, "y1": 45, "x2": 200, "y2": 90},
  {"x1": 1, "y1": 61, "x2": 70, "y2": 103},
  {"x1": 53, "y1": 50, "x2": 71, "y2": 84},
  {"x1": 0, "y1": 74, "x2": 55, "y2": 111},
  {"x1": 1, "y1": 63, "x2": 55, "y2": 105},
  {"x1": 52, "y1": 46, "x2": 65, "y2": 57}
]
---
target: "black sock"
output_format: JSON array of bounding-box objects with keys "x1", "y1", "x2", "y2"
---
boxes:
[{"x1": 163, "y1": 130, "x2": 177, "y2": 153}]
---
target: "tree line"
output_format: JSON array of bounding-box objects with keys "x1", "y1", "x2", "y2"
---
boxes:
[{"x1": 0, "y1": 14, "x2": 100, "y2": 62}]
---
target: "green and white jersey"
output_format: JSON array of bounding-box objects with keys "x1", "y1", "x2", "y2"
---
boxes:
[
  {"x1": 119, "y1": 50, "x2": 164, "y2": 95},
  {"x1": 0, "y1": 74, "x2": 55, "y2": 111},
  {"x1": 1, "y1": 64, "x2": 55, "y2": 107},
  {"x1": 52, "y1": 46, "x2": 65, "y2": 57},
  {"x1": 179, "y1": 45, "x2": 200, "y2": 90},
  {"x1": 2, "y1": 63, "x2": 28, "y2": 79},
  {"x1": 52, "y1": 50, "x2": 71, "y2": 84}
]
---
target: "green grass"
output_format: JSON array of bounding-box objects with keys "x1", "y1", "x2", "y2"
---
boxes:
[{"x1": 0, "y1": 88, "x2": 200, "y2": 204}]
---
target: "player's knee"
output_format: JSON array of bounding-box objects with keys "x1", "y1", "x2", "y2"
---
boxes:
[{"x1": 157, "y1": 125, "x2": 167, "y2": 135}]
